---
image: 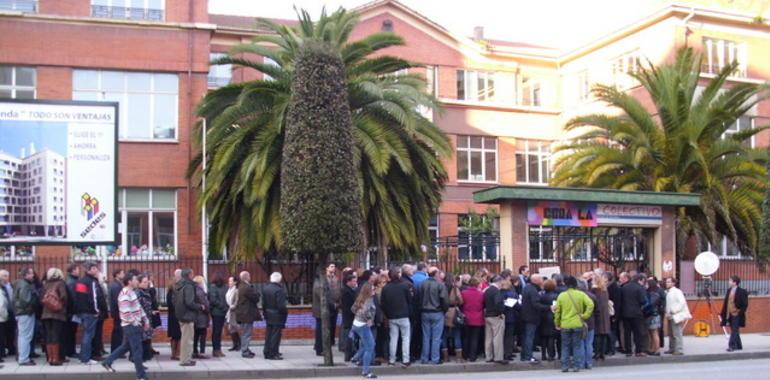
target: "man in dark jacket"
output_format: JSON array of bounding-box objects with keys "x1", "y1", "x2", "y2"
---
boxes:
[
  {"x1": 620, "y1": 273, "x2": 648, "y2": 356},
  {"x1": 108, "y1": 269, "x2": 125, "y2": 353},
  {"x1": 235, "y1": 271, "x2": 261, "y2": 358},
  {"x1": 520, "y1": 274, "x2": 550, "y2": 363},
  {"x1": 75, "y1": 262, "x2": 106, "y2": 365},
  {"x1": 381, "y1": 268, "x2": 412, "y2": 366},
  {"x1": 721, "y1": 275, "x2": 749, "y2": 352},
  {"x1": 63, "y1": 264, "x2": 80, "y2": 359},
  {"x1": 340, "y1": 272, "x2": 357, "y2": 361},
  {"x1": 484, "y1": 275, "x2": 507, "y2": 364},
  {"x1": 174, "y1": 269, "x2": 201, "y2": 366},
  {"x1": 262, "y1": 272, "x2": 288, "y2": 360},
  {"x1": 418, "y1": 267, "x2": 447, "y2": 365},
  {"x1": 13, "y1": 267, "x2": 37, "y2": 366}
]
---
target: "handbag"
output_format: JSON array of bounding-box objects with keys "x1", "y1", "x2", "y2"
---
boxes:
[
  {"x1": 453, "y1": 307, "x2": 466, "y2": 326},
  {"x1": 565, "y1": 291, "x2": 588, "y2": 339},
  {"x1": 42, "y1": 288, "x2": 63, "y2": 313}
]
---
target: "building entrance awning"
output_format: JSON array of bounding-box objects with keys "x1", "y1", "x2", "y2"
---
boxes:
[{"x1": 473, "y1": 185, "x2": 700, "y2": 207}]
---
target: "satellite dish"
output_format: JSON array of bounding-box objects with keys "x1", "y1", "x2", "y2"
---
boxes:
[{"x1": 694, "y1": 251, "x2": 720, "y2": 276}]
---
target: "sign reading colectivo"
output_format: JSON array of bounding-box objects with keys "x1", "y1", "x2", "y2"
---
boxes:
[{"x1": 0, "y1": 100, "x2": 118, "y2": 245}]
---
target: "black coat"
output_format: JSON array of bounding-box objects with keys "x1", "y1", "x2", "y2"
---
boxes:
[
  {"x1": 539, "y1": 291, "x2": 558, "y2": 337},
  {"x1": 173, "y1": 279, "x2": 201, "y2": 323},
  {"x1": 341, "y1": 285, "x2": 356, "y2": 329},
  {"x1": 380, "y1": 280, "x2": 412, "y2": 320},
  {"x1": 109, "y1": 279, "x2": 122, "y2": 320},
  {"x1": 74, "y1": 274, "x2": 107, "y2": 316},
  {"x1": 620, "y1": 281, "x2": 647, "y2": 319},
  {"x1": 721, "y1": 287, "x2": 749, "y2": 327},
  {"x1": 483, "y1": 285, "x2": 504, "y2": 317},
  {"x1": 166, "y1": 287, "x2": 181, "y2": 339},
  {"x1": 262, "y1": 282, "x2": 288, "y2": 327},
  {"x1": 235, "y1": 282, "x2": 262, "y2": 324},
  {"x1": 607, "y1": 281, "x2": 622, "y2": 319},
  {"x1": 521, "y1": 284, "x2": 550, "y2": 324}
]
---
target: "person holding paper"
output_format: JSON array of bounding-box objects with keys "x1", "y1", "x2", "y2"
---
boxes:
[{"x1": 664, "y1": 277, "x2": 690, "y2": 355}]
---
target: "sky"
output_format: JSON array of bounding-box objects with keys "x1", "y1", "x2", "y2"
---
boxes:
[
  {"x1": 0, "y1": 121, "x2": 67, "y2": 159},
  {"x1": 209, "y1": 0, "x2": 672, "y2": 50}
]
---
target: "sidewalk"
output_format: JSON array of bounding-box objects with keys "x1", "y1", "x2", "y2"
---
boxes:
[{"x1": 1, "y1": 334, "x2": 769, "y2": 379}]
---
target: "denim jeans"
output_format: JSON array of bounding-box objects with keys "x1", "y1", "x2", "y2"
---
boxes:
[
  {"x1": 240, "y1": 322, "x2": 253, "y2": 354},
  {"x1": 353, "y1": 324, "x2": 375, "y2": 375},
  {"x1": 420, "y1": 312, "x2": 444, "y2": 364},
  {"x1": 583, "y1": 329, "x2": 595, "y2": 368},
  {"x1": 561, "y1": 328, "x2": 584, "y2": 370},
  {"x1": 15, "y1": 314, "x2": 34, "y2": 364},
  {"x1": 388, "y1": 318, "x2": 410, "y2": 364},
  {"x1": 104, "y1": 325, "x2": 145, "y2": 379},
  {"x1": 521, "y1": 322, "x2": 538, "y2": 361},
  {"x1": 78, "y1": 314, "x2": 99, "y2": 363},
  {"x1": 728, "y1": 316, "x2": 743, "y2": 350},
  {"x1": 441, "y1": 326, "x2": 462, "y2": 350}
]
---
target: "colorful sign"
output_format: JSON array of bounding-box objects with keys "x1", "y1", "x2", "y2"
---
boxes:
[
  {"x1": 527, "y1": 201, "x2": 597, "y2": 227},
  {"x1": 0, "y1": 100, "x2": 118, "y2": 245},
  {"x1": 596, "y1": 204, "x2": 662, "y2": 226}
]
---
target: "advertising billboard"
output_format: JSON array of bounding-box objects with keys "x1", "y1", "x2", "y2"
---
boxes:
[{"x1": 0, "y1": 100, "x2": 118, "y2": 245}]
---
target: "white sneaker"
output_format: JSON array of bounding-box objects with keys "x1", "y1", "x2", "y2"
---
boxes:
[{"x1": 83, "y1": 360, "x2": 99, "y2": 365}]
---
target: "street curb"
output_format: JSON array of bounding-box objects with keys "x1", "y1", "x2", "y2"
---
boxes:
[{"x1": 3, "y1": 351, "x2": 770, "y2": 379}]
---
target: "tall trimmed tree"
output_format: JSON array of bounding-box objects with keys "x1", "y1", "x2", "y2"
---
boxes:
[{"x1": 281, "y1": 42, "x2": 363, "y2": 366}]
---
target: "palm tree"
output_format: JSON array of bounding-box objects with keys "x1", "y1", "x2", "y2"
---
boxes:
[
  {"x1": 189, "y1": 8, "x2": 450, "y2": 263},
  {"x1": 552, "y1": 47, "x2": 769, "y2": 258}
]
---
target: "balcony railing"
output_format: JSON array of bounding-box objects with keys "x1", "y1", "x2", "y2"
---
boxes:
[
  {"x1": 701, "y1": 63, "x2": 747, "y2": 78},
  {"x1": 0, "y1": 0, "x2": 36, "y2": 12},
  {"x1": 91, "y1": 5, "x2": 164, "y2": 21},
  {"x1": 207, "y1": 76, "x2": 231, "y2": 88}
]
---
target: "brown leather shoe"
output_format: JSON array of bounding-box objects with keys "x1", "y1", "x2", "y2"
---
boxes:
[{"x1": 212, "y1": 350, "x2": 226, "y2": 358}]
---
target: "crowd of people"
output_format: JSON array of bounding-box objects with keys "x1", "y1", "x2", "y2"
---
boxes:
[
  {"x1": 313, "y1": 263, "x2": 748, "y2": 376},
  {"x1": 0, "y1": 263, "x2": 288, "y2": 380},
  {"x1": 0, "y1": 261, "x2": 751, "y2": 378}
]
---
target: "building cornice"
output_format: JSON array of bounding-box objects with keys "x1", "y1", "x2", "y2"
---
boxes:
[{"x1": 0, "y1": 11, "x2": 217, "y2": 32}]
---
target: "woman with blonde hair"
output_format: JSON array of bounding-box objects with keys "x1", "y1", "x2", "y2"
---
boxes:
[
  {"x1": 41, "y1": 267, "x2": 68, "y2": 366},
  {"x1": 352, "y1": 283, "x2": 377, "y2": 378}
]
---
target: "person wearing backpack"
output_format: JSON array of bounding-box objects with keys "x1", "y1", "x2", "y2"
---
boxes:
[
  {"x1": 42, "y1": 268, "x2": 68, "y2": 366},
  {"x1": 13, "y1": 267, "x2": 39, "y2": 366}
]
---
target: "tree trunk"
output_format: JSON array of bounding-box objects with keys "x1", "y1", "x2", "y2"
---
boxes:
[
  {"x1": 318, "y1": 262, "x2": 334, "y2": 366},
  {"x1": 377, "y1": 237, "x2": 388, "y2": 268}
]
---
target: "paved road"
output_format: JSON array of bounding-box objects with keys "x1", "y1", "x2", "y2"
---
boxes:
[{"x1": 272, "y1": 358, "x2": 770, "y2": 380}]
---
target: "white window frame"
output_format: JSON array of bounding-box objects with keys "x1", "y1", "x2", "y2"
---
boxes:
[
  {"x1": 0, "y1": 0, "x2": 37, "y2": 12},
  {"x1": 457, "y1": 214, "x2": 499, "y2": 262},
  {"x1": 425, "y1": 65, "x2": 439, "y2": 96},
  {"x1": 611, "y1": 50, "x2": 641, "y2": 90},
  {"x1": 578, "y1": 70, "x2": 590, "y2": 102},
  {"x1": 515, "y1": 139, "x2": 551, "y2": 185},
  {"x1": 520, "y1": 76, "x2": 541, "y2": 107},
  {"x1": 456, "y1": 135, "x2": 498, "y2": 183},
  {"x1": 113, "y1": 188, "x2": 177, "y2": 260},
  {"x1": 528, "y1": 226, "x2": 556, "y2": 262},
  {"x1": 91, "y1": 0, "x2": 165, "y2": 21},
  {"x1": 706, "y1": 236, "x2": 744, "y2": 260},
  {"x1": 0, "y1": 245, "x2": 35, "y2": 261},
  {"x1": 263, "y1": 56, "x2": 279, "y2": 81},
  {"x1": 457, "y1": 69, "x2": 495, "y2": 102},
  {"x1": 722, "y1": 116, "x2": 754, "y2": 147},
  {"x1": 0, "y1": 66, "x2": 36, "y2": 99},
  {"x1": 73, "y1": 70, "x2": 179, "y2": 142},
  {"x1": 208, "y1": 52, "x2": 232, "y2": 88},
  {"x1": 704, "y1": 37, "x2": 747, "y2": 78}
]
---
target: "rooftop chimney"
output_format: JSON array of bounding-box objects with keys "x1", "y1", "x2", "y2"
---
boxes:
[{"x1": 473, "y1": 26, "x2": 484, "y2": 40}]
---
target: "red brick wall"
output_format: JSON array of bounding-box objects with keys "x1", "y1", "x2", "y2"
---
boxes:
[{"x1": 687, "y1": 296, "x2": 770, "y2": 335}]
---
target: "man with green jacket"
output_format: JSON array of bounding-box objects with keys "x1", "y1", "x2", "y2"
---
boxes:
[
  {"x1": 13, "y1": 267, "x2": 38, "y2": 366},
  {"x1": 554, "y1": 276, "x2": 594, "y2": 373}
]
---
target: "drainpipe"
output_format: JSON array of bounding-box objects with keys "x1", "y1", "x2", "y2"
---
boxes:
[{"x1": 682, "y1": 7, "x2": 695, "y2": 46}]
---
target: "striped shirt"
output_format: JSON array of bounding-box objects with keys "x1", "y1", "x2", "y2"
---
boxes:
[{"x1": 118, "y1": 287, "x2": 148, "y2": 327}]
